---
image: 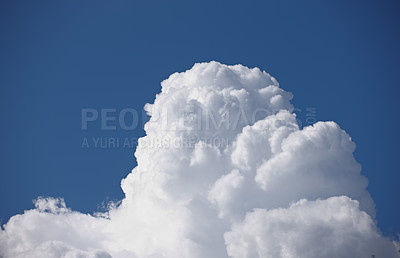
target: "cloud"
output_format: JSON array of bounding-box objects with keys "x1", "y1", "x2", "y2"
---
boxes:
[
  {"x1": 225, "y1": 196, "x2": 397, "y2": 258},
  {"x1": 1, "y1": 61, "x2": 398, "y2": 257}
]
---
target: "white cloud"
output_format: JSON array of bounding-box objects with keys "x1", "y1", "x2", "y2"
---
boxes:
[
  {"x1": 225, "y1": 196, "x2": 398, "y2": 258},
  {"x1": 0, "y1": 197, "x2": 111, "y2": 258},
  {"x1": 0, "y1": 62, "x2": 398, "y2": 257}
]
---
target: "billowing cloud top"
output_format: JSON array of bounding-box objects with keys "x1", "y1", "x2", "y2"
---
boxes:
[{"x1": 1, "y1": 62, "x2": 398, "y2": 258}]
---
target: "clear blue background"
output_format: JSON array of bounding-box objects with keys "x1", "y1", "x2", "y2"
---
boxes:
[{"x1": 1, "y1": 0, "x2": 399, "y2": 236}]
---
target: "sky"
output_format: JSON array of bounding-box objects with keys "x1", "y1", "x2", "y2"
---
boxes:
[{"x1": 0, "y1": 0, "x2": 399, "y2": 248}]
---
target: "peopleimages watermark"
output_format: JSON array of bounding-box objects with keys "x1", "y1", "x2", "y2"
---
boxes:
[
  {"x1": 81, "y1": 108, "x2": 141, "y2": 130},
  {"x1": 80, "y1": 106, "x2": 317, "y2": 149},
  {"x1": 81, "y1": 136, "x2": 230, "y2": 149}
]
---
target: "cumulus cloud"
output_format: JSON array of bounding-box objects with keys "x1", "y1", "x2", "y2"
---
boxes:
[
  {"x1": 225, "y1": 196, "x2": 397, "y2": 258},
  {"x1": 0, "y1": 62, "x2": 398, "y2": 258}
]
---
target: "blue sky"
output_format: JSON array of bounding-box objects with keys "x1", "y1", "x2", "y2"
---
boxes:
[{"x1": 0, "y1": 0, "x2": 399, "y2": 237}]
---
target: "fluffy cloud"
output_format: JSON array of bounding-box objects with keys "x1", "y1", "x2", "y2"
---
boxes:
[
  {"x1": 0, "y1": 198, "x2": 111, "y2": 258},
  {"x1": 225, "y1": 196, "x2": 397, "y2": 258},
  {"x1": 0, "y1": 62, "x2": 398, "y2": 258}
]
